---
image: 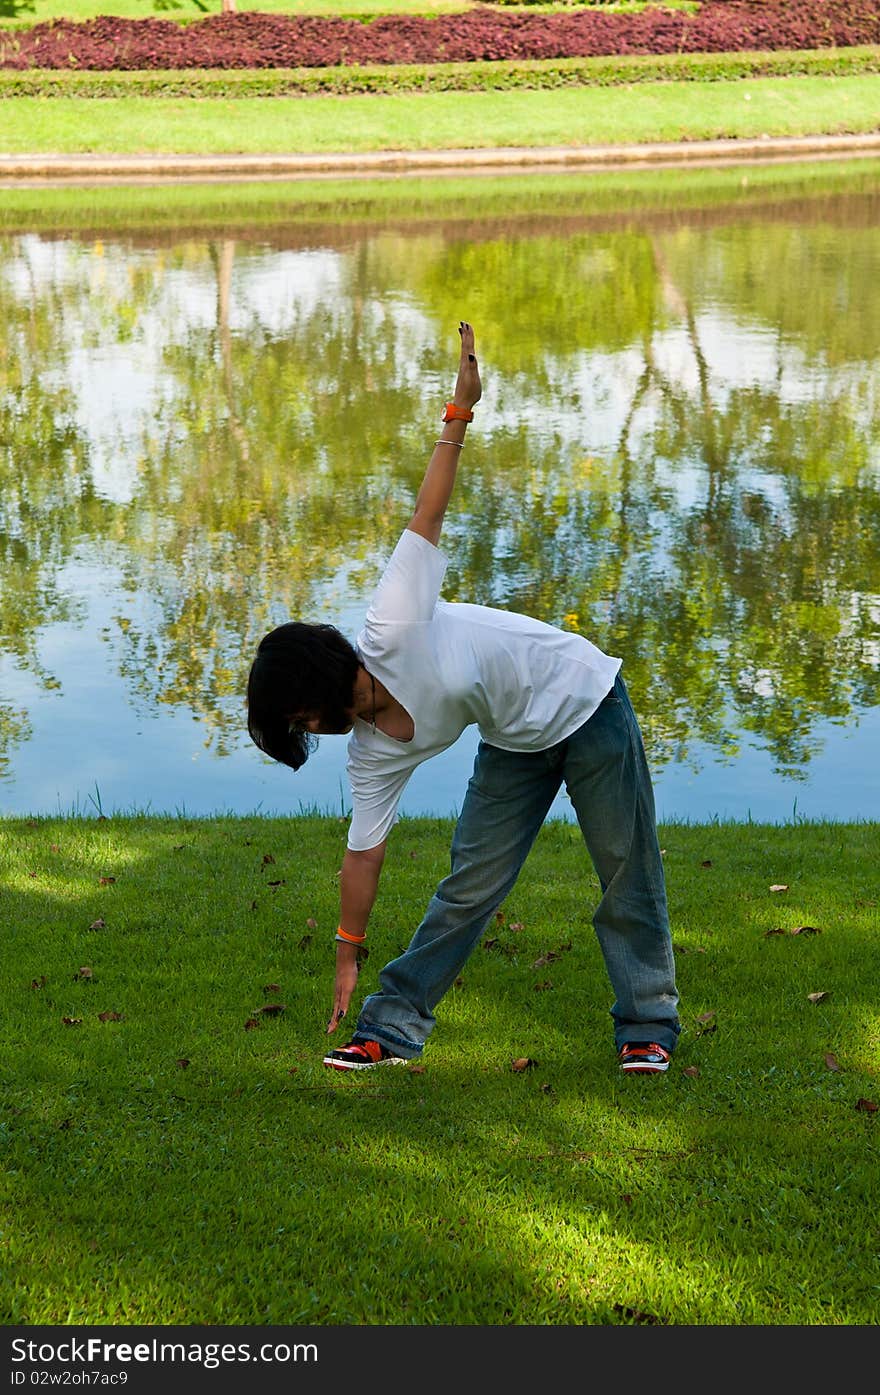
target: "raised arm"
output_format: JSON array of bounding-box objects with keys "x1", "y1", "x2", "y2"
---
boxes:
[{"x1": 407, "y1": 321, "x2": 481, "y2": 547}]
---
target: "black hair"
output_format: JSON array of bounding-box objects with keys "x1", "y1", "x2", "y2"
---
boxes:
[{"x1": 246, "y1": 622, "x2": 361, "y2": 770}]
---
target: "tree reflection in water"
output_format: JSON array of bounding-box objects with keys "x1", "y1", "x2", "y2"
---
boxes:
[{"x1": 0, "y1": 163, "x2": 878, "y2": 801}]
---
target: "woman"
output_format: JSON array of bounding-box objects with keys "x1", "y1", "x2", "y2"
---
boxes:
[{"x1": 247, "y1": 323, "x2": 680, "y2": 1074}]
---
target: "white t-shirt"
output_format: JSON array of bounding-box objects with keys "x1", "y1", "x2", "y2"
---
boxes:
[{"x1": 345, "y1": 528, "x2": 621, "y2": 851}]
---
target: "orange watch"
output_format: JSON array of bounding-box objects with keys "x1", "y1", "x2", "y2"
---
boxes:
[{"x1": 441, "y1": 402, "x2": 474, "y2": 423}]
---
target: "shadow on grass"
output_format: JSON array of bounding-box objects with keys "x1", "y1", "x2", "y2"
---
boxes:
[{"x1": 2, "y1": 816, "x2": 878, "y2": 1324}]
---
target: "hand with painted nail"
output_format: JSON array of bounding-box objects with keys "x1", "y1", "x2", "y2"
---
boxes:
[
  {"x1": 453, "y1": 321, "x2": 481, "y2": 412},
  {"x1": 326, "y1": 943, "x2": 360, "y2": 1034}
]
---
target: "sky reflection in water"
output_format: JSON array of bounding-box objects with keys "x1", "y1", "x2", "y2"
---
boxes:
[{"x1": 1, "y1": 162, "x2": 878, "y2": 822}]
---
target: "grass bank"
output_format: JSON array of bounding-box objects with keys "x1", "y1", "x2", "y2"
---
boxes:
[
  {"x1": 2, "y1": 813, "x2": 878, "y2": 1325},
  {"x1": 1, "y1": 72, "x2": 879, "y2": 155}
]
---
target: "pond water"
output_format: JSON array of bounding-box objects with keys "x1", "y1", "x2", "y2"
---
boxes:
[{"x1": 1, "y1": 160, "x2": 879, "y2": 824}]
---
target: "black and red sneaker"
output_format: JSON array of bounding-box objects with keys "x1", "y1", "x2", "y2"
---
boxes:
[
  {"x1": 618, "y1": 1042, "x2": 671, "y2": 1074},
  {"x1": 323, "y1": 1037, "x2": 407, "y2": 1071}
]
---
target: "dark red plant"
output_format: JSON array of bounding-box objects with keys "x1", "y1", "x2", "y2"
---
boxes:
[{"x1": 1, "y1": 0, "x2": 877, "y2": 72}]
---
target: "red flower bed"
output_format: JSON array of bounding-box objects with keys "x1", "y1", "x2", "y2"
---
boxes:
[{"x1": 1, "y1": 0, "x2": 878, "y2": 71}]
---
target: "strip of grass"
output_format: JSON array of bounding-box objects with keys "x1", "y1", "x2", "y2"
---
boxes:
[
  {"x1": 2, "y1": 813, "x2": 878, "y2": 1325},
  {"x1": 1, "y1": 45, "x2": 878, "y2": 98},
  {"x1": 2, "y1": 73, "x2": 880, "y2": 154}
]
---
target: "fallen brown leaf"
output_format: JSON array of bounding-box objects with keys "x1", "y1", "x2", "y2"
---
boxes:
[
  {"x1": 508, "y1": 922, "x2": 524, "y2": 932},
  {"x1": 790, "y1": 925, "x2": 821, "y2": 936},
  {"x1": 824, "y1": 1052, "x2": 841, "y2": 1072},
  {"x1": 244, "y1": 1017, "x2": 260, "y2": 1030},
  {"x1": 408, "y1": 1063, "x2": 426, "y2": 1075},
  {"x1": 495, "y1": 910, "x2": 505, "y2": 924},
  {"x1": 512, "y1": 1057, "x2": 537, "y2": 1073},
  {"x1": 61, "y1": 1017, "x2": 82, "y2": 1027},
  {"x1": 262, "y1": 853, "x2": 275, "y2": 865},
  {"x1": 533, "y1": 980, "x2": 554, "y2": 992},
  {"x1": 298, "y1": 934, "x2": 312, "y2": 950},
  {"x1": 259, "y1": 1003, "x2": 286, "y2": 1016},
  {"x1": 88, "y1": 918, "x2": 105, "y2": 931},
  {"x1": 539, "y1": 1082, "x2": 553, "y2": 1094},
  {"x1": 855, "y1": 1098, "x2": 878, "y2": 1113},
  {"x1": 97, "y1": 1010, "x2": 123, "y2": 1023},
  {"x1": 762, "y1": 927, "x2": 786, "y2": 937},
  {"x1": 263, "y1": 983, "x2": 281, "y2": 994},
  {"x1": 533, "y1": 951, "x2": 560, "y2": 968},
  {"x1": 483, "y1": 937, "x2": 499, "y2": 950},
  {"x1": 612, "y1": 1303, "x2": 662, "y2": 1325},
  {"x1": 769, "y1": 884, "x2": 789, "y2": 893},
  {"x1": 807, "y1": 991, "x2": 830, "y2": 1005},
  {"x1": 695, "y1": 1010, "x2": 716, "y2": 1023},
  {"x1": 99, "y1": 876, "x2": 116, "y2": 886},
  {"x1": 682, "y1": 1065, "x2": 700, "y2": 1078},
  {"x1": 30, "y1": 975, "x2": 47, "y2": 989},
  {"x1": 306, "y1": 917, "x2": 317, "y2": 929},
  {"x1": 74, "y1": 967, "x2": 93, "y2": 981},
  {"x1": 700, "y1": 860, "x2": 713, "y2": 868},
  {"x1": 176, "y1": 1058, "x2": 190, "y2": 1069}
]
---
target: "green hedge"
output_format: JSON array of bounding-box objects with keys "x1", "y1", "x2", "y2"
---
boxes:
[{"x1": 0, "y1": 43, "x2": 877, "y2": 96}]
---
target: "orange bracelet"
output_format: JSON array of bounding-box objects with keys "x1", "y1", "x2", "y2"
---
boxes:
[{"x1": 335, "y1": 926, "x2": 366, "y2": 944}]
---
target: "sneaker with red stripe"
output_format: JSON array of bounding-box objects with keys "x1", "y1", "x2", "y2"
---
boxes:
[
  {"x1": 323, "y1": 1037, "x2": 407, "y2": 1071},
  {"x1": 618, "y1": 1042, "x2": 671, "y2": 1073}
]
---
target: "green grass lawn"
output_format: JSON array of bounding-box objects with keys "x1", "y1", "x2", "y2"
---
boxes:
[
  {"x1": 2, "y1": 812, "x2": 878, "y2": 1325},
  {"x1": 1, "y1": 73, "x2": 879, "y2": 154}
]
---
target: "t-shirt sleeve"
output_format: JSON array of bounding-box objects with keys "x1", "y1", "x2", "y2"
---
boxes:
[
  {"x1": 365, "y1": 528, "x2": 448, "y2": 628},
  {"x1": 346, "y1": 757, "x2": 415, "y2": 852}
]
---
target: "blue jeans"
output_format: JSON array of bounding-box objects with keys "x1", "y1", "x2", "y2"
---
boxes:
[{"x1": 355, "y1": 672, "x2": 680, "y2": 1058}]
